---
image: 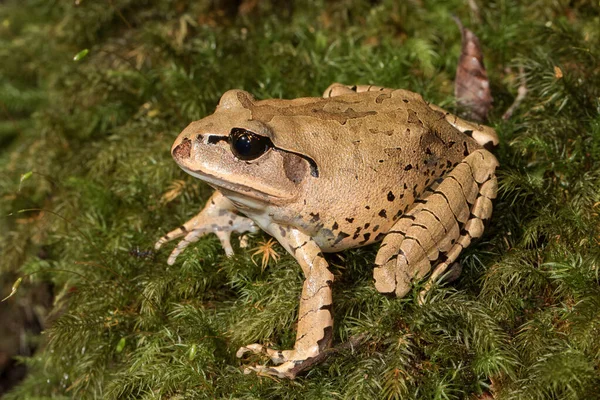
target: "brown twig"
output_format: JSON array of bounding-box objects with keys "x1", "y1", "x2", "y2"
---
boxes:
[
  {"x1": 502, "y1": 66, "x2": 528, "y2": 120},
  {"x1": 287, "y1": 334, "x2": 369, "y2": 377}
]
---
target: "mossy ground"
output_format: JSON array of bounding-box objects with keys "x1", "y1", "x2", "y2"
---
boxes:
[{"x1": 1, "y1": 1, "x2": 599, "y2": 399}]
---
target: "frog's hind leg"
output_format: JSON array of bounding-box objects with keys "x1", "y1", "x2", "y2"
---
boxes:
[
  {"x1": 236, "y1": 227, "x2": 334, "y2": 379},
  {"x1": 426, "y1": 103, "x2": 499, "y2": 150},
  {"x1": 322, "y1": 83, "x2": 390, "y2": 98},
  {"x1": 373, "y1": 149, "x2": 498, "y2": 298}
]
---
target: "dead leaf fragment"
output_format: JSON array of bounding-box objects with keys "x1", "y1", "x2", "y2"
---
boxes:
[
  {"x1": 454, "y1": 17, "x2": 493, "y2": 122},
  {"x1": 160, "y1": 179, "x2": 186, "y2": 204},
  {"x1": 554, "y1": 66, "x2": 563, "y2": 79},
  {"x1": 251, "y1": 239, "x2": 281, "y2": 271}
]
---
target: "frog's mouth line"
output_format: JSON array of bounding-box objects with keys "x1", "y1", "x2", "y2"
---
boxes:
[{"x1": 179, "y1": 165, "x2": 287, "y2": 201}]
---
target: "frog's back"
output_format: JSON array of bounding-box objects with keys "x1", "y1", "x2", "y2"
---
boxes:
[{"x1": 251, "y1": 90, "x2": 483, "y2": 250}]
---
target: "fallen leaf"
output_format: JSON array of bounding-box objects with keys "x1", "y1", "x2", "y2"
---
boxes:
[
  {"x1": 454, "y1": 17, "x2": 492, "y2": 122},
  {"x1": 554, "y1": 65, "x2": 563, "y2": 79}
]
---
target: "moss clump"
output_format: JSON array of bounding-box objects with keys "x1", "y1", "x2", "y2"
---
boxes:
[{"x1": 1, "y1": 1, "x2": 599, "y2": 398}]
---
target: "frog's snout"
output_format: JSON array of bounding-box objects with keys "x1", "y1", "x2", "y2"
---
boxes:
[{"x1": 172, "y1": 137, "x2": 192, "y2": 160}]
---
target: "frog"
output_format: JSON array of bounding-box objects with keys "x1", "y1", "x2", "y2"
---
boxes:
[{"x1": 155, "y1": 83, "x2": 499, "y2": 379}]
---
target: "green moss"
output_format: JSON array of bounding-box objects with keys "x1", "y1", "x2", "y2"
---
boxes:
[{"x1": 1, "y1": 0, "x2": 599, "y2": 398}]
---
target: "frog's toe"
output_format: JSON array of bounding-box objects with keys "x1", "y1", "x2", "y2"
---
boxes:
[
  {"x1": 236, "y1": 344, "x2": 289, "y2": 364},
  {"x1": 215, "y1": 231, "x2": 234, "y2": 256},
  {"x1": 166, "y1": 230, "x2": 208, "y2": 265},
  {"x1": 243, "y1": 361, "x2": 299, "y2": 379}
]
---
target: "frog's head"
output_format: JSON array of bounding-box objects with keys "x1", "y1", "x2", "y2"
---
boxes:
[{"x1": 171, "y1": 90, "x2": 317, "y2": 207}]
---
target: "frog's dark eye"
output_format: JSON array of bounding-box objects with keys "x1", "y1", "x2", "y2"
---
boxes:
[{"x1": 229, "y1": 128, "x2": 273, "y2": 160}]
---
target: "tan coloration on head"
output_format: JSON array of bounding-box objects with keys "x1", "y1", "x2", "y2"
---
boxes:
[{"x1": 158, "y1": 82, "x2": 499, "y2": 379}]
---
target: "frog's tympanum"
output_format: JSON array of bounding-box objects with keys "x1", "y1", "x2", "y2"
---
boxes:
[{"x1": 156, "y1": 83, "x2": 499, "y2": 378}]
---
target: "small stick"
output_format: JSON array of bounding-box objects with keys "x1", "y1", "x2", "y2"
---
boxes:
[
  {"x1": 502, "y1": 66, "x2": 528, "y2": 120},
  {"x1": 285, "y1": 334, "x2": 369, "y2": 377}
]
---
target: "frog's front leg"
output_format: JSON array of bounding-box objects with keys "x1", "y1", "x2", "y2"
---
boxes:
[
  {"x1": 155, "y1": 191, "x2": 258, "y2": 264},
  {"x1": 237, "y1": 226, "x2": 333, "y2": 379},
  {"x1": 374, "y1": 149, "x2": 498, "y2": 298}
]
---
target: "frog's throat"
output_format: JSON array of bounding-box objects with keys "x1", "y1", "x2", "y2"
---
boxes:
[{"x1": 180, "y1": 165, "x2": 290, "y2": 202}]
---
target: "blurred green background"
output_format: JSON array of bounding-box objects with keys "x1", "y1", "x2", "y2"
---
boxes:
[{"x1": 1, "y1": 0, "x2": 599, "y2": 398}]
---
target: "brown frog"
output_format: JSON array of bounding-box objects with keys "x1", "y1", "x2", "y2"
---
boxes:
[{"x1": 155, "y1": 83, "x2": 499, "y2": 378}]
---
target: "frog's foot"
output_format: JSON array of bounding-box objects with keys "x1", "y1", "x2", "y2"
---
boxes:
[
  {"x1": 374, "y1": 149, "x2": 498, "y2": 298},
  {"x1": 155, "y1": 191, "x2": 257, "y2": 264},
  {"x1": 426, "y1": 103, "x2": 499, "y2": 149},
  {"x1": 236, "y1": 344, "x2": 323, "y2": 379}
]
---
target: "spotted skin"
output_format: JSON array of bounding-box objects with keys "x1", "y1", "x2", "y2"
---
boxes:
[{"x1": 156, "y1": 82, "x2": 499, "y2": 378}]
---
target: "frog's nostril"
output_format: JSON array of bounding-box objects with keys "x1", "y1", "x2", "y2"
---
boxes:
[{"x1": 173, "y1": 138, "x2": 192, "y2": 159}]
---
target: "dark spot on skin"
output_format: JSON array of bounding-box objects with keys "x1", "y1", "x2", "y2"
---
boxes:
[
  {"x1": 172, "y1": 138, "x2": 191, "y2": 159},
  {"x1": 387, "y1": 191, "x2": 395, "y2": 201},
  {"x1": 404, "y1": 164, "x2": 413, "y2": 171},
  {"x1": 378, "y1": 209, "x2": 387, "y2": 218},
  {"x1": 365, "y1": 205, "x2": 371, "y2": 210},
  {"x1": 425, "y1": 147, "x2": 432, "y2": 155},
  {"x1": 364, "y1": 223, "x2": 370, "y2": 229},
  {"x1": 321, "y1": 228, "x2": 334, "y2": 239},
  {"x1": 373, "y1": 225, "x2": 379, "y2": 231},
  {"x1": 360, "y1": 233, "x2": 371, "y2": 244},
  {"x1": 333, "y1": 231, "x2": 350, "y2": 245},
  {"x1": 484, "y1": 141, "x2": 496, "y2": 151},
  {"x1": 332, "y1": 222, "x2": 339, "y2": 230},
  {"x1": 317, "y1": 326, "x2": 334, "y2": 351},
  {"x1": 375, "y1": 233, "x2": 386, "y2": 241},
  {"x1": 345, "y1": 217, "x2": 354, "y2": 223},
  {"x1": 448, "y1": 141, "x2": 456, "y2": 148},
  {"x1": 463, "y1": 141, "x2": 470, "y2": 156},
  {"x1": 228, "y1": 220, "x2": 233, "y2": 225},
  {"x1": 379, "y1": 159, "x2": 384, "y2": 163},
  {"x1": 279, "y1": 226, "x2": 287, "y2": 237},
  {"x1": 403, "y1": 183, "x2": 408, "y2": 190},
  {"x1": 407, "y1": 109, "x2": 423, "y2": 126},
  {"x1": 375, "y1": 92, "x2": 392, "y2": 104},
  {"x1": 352, "y1": 226, "x2": 362, "y2": 240},
  {"x1": 283, "y1": 152, "x2": 308, "y2": 184},
  {"x1": 463, "y1": 129, "x2": 473, "y2": 137},
  {"x1": 309, "y1": 212, "x2": 320, "y2": 222},
  {"x1": 403, "y1": 99, "x2": 409, "y2": 103},
  {"x1": 394, "y1": 210, "x2": 404, "y2": 220}
]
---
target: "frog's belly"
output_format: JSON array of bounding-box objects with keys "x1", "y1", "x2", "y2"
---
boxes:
[{"x1": 297, "y1": 205, "x2": 402, "y2": 253}]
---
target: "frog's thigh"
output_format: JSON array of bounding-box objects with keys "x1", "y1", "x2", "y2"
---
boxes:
[
  {"x1": 238, "y1": 227, "x2": 333, "y2": 379},
  {"x1": 374, "y1": 149, "x2": 498, "y2": 297},
  {"x1": 427, "y1": 103, "x2": 499, "y2": 149}
]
